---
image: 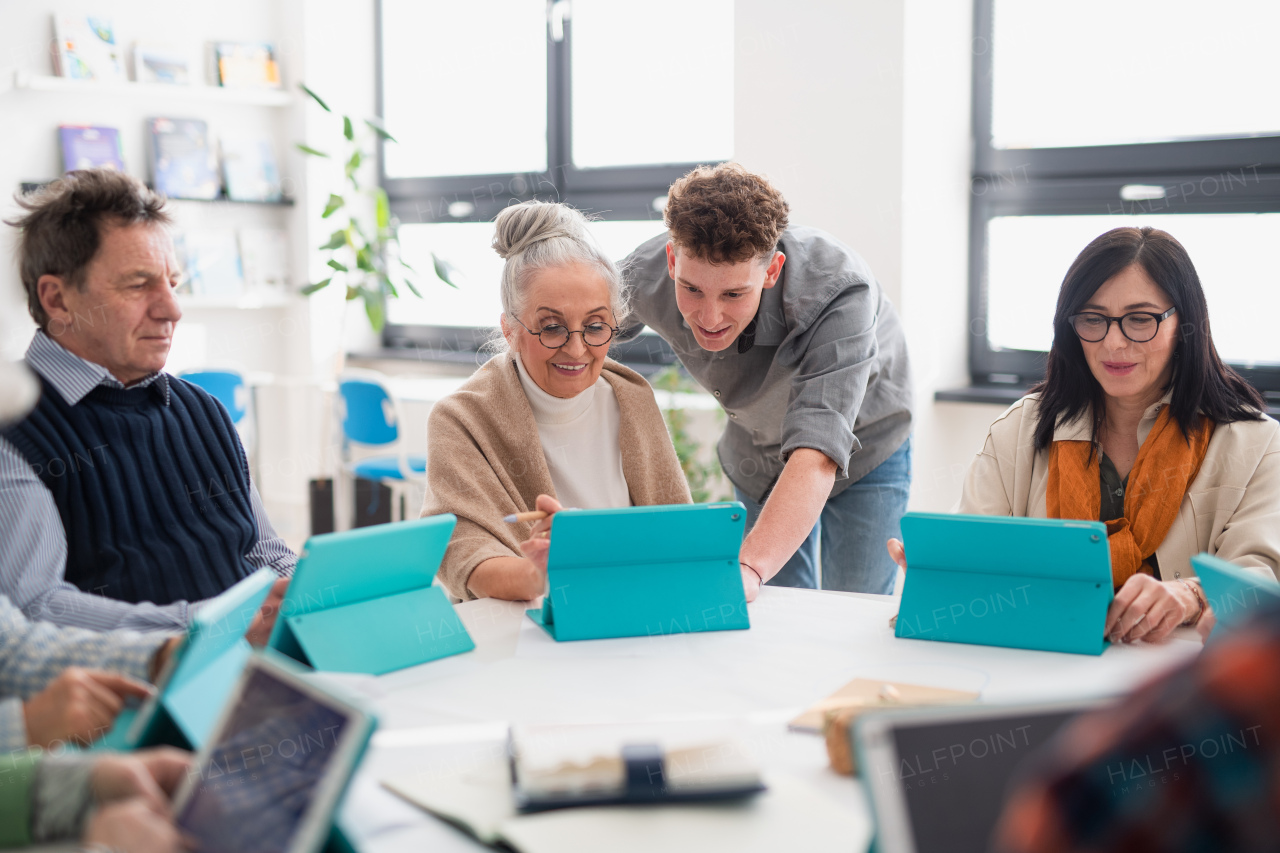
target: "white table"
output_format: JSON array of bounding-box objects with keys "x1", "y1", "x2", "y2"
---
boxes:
[{"x1": 329, "y1": 587, "x2": 1201, "y2": 852}]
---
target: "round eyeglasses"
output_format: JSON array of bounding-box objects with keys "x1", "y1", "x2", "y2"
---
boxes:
[
  {"x1": 1069, "y1": 307, "x2": 1176, "y2": 343},
  {"x1": 512, "y1": 316, "x2": 619, "y2": 349}
]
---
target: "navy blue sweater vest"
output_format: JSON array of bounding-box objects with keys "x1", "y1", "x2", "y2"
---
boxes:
[{"x1": 1, "y1": 375, "x2": 257, "y2": 605}]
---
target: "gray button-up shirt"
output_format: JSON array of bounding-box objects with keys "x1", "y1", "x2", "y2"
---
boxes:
[{"x1": 620, "y1": 226, "x2": 913, "y2": 503}]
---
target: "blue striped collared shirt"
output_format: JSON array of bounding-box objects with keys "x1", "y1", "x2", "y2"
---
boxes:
[{"x1": 0, "y1": 331, "x2": 295, "y2": 632}]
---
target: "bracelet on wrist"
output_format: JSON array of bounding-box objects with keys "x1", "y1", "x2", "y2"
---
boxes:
[
  {"x1": 740, "y1": 562, "x2": 765, "y2": 584},
  {"x1": 1175, "y1": 577, "x2": 1206, "y2": 626}
]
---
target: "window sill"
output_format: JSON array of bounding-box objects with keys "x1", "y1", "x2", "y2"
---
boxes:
[{"x1": 936, "y1": 385, "x2": 1280, "y2": 417}]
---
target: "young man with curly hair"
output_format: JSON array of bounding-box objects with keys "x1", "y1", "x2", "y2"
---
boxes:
[{"x1": 621, "y1": 163, "x2": 913, "y2": 599}]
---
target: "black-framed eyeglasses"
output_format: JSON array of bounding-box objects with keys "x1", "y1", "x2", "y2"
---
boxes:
[
  {"x1": 511, "y1": 315, "x2": 619, "y2": 349},
  {"x1": 1069, "y1": 306, "x2": 1177, "y2": 343}
]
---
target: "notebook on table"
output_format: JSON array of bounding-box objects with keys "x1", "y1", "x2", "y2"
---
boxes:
[
  {"x1": 526, "y1": 503, "x2": 749, "y2": 642},
  {"x1": 268, "y1": 514, "x2": 474, "y2": 674},
  {"x1": 895, "y1": 513, "x2": 1114, "y2": 655}
]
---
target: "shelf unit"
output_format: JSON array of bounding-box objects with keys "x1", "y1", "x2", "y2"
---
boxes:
[{"x1": 2, "y1": 70, "x2": 294, "y2": 107}]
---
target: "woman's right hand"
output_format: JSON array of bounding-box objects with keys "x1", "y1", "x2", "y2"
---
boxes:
[
  {"x1": 518, "y1": 494, "x2": 563, "y2": 574},
  {"x1": 887, "y1": 538, "x2": 908, "y2": 572}
]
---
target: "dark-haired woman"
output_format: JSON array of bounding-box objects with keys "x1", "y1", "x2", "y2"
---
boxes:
[{"x1": 890, "y1": 226, "x2": 1280, "y2": 644}]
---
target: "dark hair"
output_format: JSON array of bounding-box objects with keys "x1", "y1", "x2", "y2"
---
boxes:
[
  {"x1": 1032, "y1": 226, "x2": 1264, "y2": 450},
  {"x1": 664, "y1": 162, "x2": 790, "y2": 264},
  {"x1": 6, "y1": 169, "x2": 170, "y2": 331}
]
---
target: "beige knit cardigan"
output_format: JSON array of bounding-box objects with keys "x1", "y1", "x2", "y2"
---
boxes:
[{"x1": 421, "y1": 351, "x2": 692, "y2": 600}]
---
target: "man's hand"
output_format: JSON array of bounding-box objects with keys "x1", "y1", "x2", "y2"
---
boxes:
[
  {"x1": 92, "y1": 748, "x2": 194, "y2": 811},
  {"x1": 738, "y1": 448, "x2": 837, "y2": 581},
  {"x1": 83, "y1": 798, "x2": 184, "y2": 853},
  {"x1": 148, "y1": 637, "x2": 183, "y2": 682},
  {"x1": 887, "y1": 538, "x2": 907, "y2": 571},
  {"x1": 245, "y1": 577, "x2": 290, "y2": 647},
  {"x1": 1104, "y1": 575, "x2": 1197, "y2": 644},
  {"x1": 23, "y1": 668, "x2": 153, "y2": 748},
  {"x1": 740, "y1": 564, "x2": 762, "y2": 603}
]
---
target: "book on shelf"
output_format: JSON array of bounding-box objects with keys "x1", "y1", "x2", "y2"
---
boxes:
[
  {"x1": 133, "y1": 44, "x2": 192, "y2": 85},
  {"x1": 176, "y1": 230, "x2": 245, "y2": 300},
  {"x1": 238, "y1": 228, "x2": 290, "y2": 295},
  {"x1": 147, "y1": 117, "x2": 219, "y2": 200},
  {"x1": 53, "y1": 14, "x2": 126, "y2": 81},
  {"x1": 59, "y1": 125, "x2": 124, "y2": 172},
  {"x1": 215, "y1": 42, "x2": 281, "y2": 88},
  {"x1": 220, "y1": 135, "x2": 283, "y2": 203}
]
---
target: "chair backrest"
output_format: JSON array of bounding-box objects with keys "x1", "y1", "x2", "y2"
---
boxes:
[
  {"x1": 338, "y1": 376, "x2": 399, "y2": 446},
  {"x1": 180, "y1": 370, "x2": 248, "y2": 424}
]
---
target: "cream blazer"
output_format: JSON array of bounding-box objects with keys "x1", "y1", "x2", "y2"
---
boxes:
[{"x1": 956, "y1": 393, "x2": 1280, "y2": 582}]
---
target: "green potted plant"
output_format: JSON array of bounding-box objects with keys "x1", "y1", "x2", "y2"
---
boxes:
[{"x1": 295, "y1": 82, "x2": 455, "y2": 331}]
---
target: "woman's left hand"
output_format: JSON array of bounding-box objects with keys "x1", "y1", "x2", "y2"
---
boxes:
[
  {"x1": 517, "y1": 494, "x2": 563, "y2": 574},
  {"x1": 1104, "y1": 574, "x2": 1197, "y2": 644}
]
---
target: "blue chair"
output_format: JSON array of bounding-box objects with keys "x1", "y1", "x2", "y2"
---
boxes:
[
  {"x1": 180, "y1": 369, "x2": 259, "y2": 485},
  {"x1": 337, "y1": 370, "x2": 426, "y2": 524},
  {"x1": 180, "y1": 370, "x2": 248, "y2": 424}
]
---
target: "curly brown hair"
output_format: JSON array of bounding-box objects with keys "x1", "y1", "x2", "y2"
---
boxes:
[
  {"x1": 6, "y1": 170, "x2": 170, "y2": 331},
  {"x1": 664, "y1": 162, "x2": 790, "y2": 264}
]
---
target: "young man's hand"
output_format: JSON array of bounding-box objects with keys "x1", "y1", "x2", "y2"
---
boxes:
[
  {"x1": 83, "y1": 798, "x2": 185, "y2": 853},
  {"x1": 23, "y1": 668, "x2": 152, "y2": 748},
  {"x1": 92, "y1": 748, "x2": 193, "y2": 811}
]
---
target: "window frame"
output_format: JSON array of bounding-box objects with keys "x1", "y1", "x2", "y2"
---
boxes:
[
  {"x1": 968, "y1": 0, "x2": 1280, "y2": 396},
  {"x1": 374, "y1": 0, "x2": 721, "y2": 362}
]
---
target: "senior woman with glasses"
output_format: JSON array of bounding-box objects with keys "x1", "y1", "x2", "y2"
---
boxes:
[
  {"x1": 891, "y1": 226, "x2": 1280, "y2": 643},
  {"x1": 421, "y1": 202, "x2": 691, "y2": 601}
]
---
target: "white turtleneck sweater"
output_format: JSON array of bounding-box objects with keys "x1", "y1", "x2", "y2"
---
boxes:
[{"x1": 514, "y1": 355, "x2": 632, "y2": 510}]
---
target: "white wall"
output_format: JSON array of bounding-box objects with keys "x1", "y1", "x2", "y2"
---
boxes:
[{"x1": 734, "y1": 0, "x2": 999, "y2": 513}]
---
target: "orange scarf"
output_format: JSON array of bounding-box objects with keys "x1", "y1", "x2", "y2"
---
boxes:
[{"x1": 1046, "y1": 407, "x2": 1214, "y2": 589}]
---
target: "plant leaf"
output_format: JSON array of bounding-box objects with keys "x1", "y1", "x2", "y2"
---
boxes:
[
  {"x1": 295, "y1": 143, "x2": 329, "y2": 158},
  {"x1": 298, "y1": 83, "x2": 331, "y2": 112},
  {"x1": 320, "y1": 230, "x2": 347, "y2": 250},
  {"x1": 300, "y1": 277, "x2": 332, "y2": 295},
  {"x1": 363, "y1": 292, "x2": 385, "y2": 332},
  {"x1": 432, "y1": 252, "x2": 459, "y2": 288},
  {"x1": 374, "y1": 188, "x2": 390, "y2": 230},
  {"x1": 342, "y1": 116, "x2": 354, "y2": 141},
  {"x1": 327, "y1": 259, "x2": 349, "y2": 272},
  {"x1": 321, "y1": 194, "x2": 345, "y2": 218},
  {"x1": 344, "y1": 149, "x2": 363, "y2": 180},
  {"x1": 345, "y1": 285, "x2": 359, "y2": 300},
  {"x1": 380, "y1": 274, "x2": 399, "y2": 299},
  {"x1": 364, "y1": 119, "x2": 397, "y2": 143},
  {"x1": 399, "y1": 257, "x2": 416, "y2": 272},
  {"x1": 402, "y1": 277, "x2": 422, "y2": 298},
  {"x1": 355, "y1": 248, "x2": 376, "y2": 273}
]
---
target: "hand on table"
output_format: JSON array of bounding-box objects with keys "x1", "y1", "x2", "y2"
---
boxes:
[
  {"x1": 245, "y1": 577, "x2": 291, "y2": 647},
  {"x1": 92, "y1": 748, "x2": 193, "y2": 812},
  {"x1": 887, "y1": 538, "x2": 907, "y2": 572},
  {"x1": 23, "y1": 668, "x2": 153, "y2": 748},
  {"x1": 83, "y1": 798, "x2": 187, "y2": 853},
  {"x1": 740, "y1": 564, "x2": 762, "y2": 603},
  {"x1": 1104, "y1": 574, "x2": 1198, "y2": 644}
]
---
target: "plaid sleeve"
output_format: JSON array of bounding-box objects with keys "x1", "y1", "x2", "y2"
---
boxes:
[
  {"x1": 0, "y1": 596, "x2": 171, "y2": 700},
  {"x1": 994, "y1": 604, "x2": 1280, "y2": 852},
  {"x1": 0, "y1": 699, "x2": 29, "y2": 754}
]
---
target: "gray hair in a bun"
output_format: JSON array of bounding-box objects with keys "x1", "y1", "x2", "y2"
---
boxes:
[{"x1": 492, "y1": 201, "x2": 628, "y2": 328}]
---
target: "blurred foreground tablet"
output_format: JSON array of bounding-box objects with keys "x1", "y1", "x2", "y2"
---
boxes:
[
  {"x1": 1190, "y1": 552, "x2": 1280, "y2": 639},
  {"x1": 172, "y1": 652, "x2": 376, "y2": 853},
  {"x1": 856, "y1": 699, "x2": 1107, "y2": 853}
]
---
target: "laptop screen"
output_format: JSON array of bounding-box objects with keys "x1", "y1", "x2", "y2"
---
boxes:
[
  {"x1": 886, "y1": 707, "x2": 1080, "y2": 853},
  {"x1": 175, "y1": 666, "x2": 353, "y2": 853}
]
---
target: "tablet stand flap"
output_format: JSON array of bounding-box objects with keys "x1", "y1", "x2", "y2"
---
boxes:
[
  {"x1": 164, "y1": 640, "x2": 253, "y2": 748},
  {"x1": 288, "y1": 586, "x2": 475, "y2": 675},
  {"x1": 896, "y1": 568, "x2": 1108, "y2": 655}
]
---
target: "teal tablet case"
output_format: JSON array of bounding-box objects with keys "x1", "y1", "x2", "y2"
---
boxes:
[
  {"x1": 1190, "y1": 552, "x2": 1280, "y2": 639},
  {"x1": 895, "y1": 513, "x2": 1114, "y2": 656},
  {"x1": 96, "y1": 568, "x2": 276, "y2": 751},
  {"x1": 527, "y1": 503, "x2": 750, "y2": 642},
  {"x1": 269, "y1": 514, "x2": 475, "y2": 675}
]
